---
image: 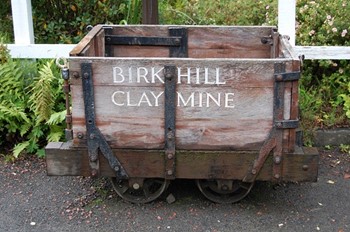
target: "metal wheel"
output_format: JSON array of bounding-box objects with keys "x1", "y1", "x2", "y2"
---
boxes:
[
  {"x1": 196, "y1": 179, "x2": 254, "y2": 204},
  {"x1": 110, "y1": 178, "x2": 169, "y2": 203}
]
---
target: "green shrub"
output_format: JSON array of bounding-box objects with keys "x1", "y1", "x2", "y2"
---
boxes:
[
  {"x1": 0, "y1": 46, "x2": 66, "y2": 158},
  {"x1": 159, "y1": 0, "x2": 277, "y2": 25},
  {"x1": 31, "y1": 0, "x2": 141, "y2": 44},
  {"x1": 296, "y1": 0, "x2": 350, "y2": 141}
]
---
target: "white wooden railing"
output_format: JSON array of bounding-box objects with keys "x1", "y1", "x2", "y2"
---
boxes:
[{"x1": 6, "y1": 0, "x2": 350, "y2": 59}]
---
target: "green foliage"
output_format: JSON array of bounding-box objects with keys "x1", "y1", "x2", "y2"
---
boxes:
[
  {"x1": 159, "y1": 0, "x2": 277, "y2": 25},
  {"x1": 296, "y1": 0, "x2": 350, "y2": 137},
  {"x1": 0, "y1": 46, "x2": 66, "y2": 158},
  {"x1": 31, "y1": 0, "x2": 141, "y2": 44}
]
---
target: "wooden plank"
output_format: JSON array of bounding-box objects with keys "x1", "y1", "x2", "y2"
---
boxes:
[
  {"x1": 8, "y1": 44, "x2": 76, "y2": 58},
  {"x1": 278, "y1": 0, "x2": 296, "y2": 46},
  {"x1": 11, "y1": 0, "x2": 34, "y2": 44},
  {"x1": 187, "y1": 26, "x2": 273, "y2": 58},
  {"x1": 100, "y1": 26, "x2": 274, "y2": 58},
  {"x1": 69, "y1": 58, "x2": 291, "y2": 150},
  {"x1": 295, "y1": 46, "x2": 350, "y2": 60},
  {"x1": 46, "y1": 142, "x2": 319, "y2": 182},
  {"x1": 70, "y1": 25, "x2": 104, "y2": 56}
]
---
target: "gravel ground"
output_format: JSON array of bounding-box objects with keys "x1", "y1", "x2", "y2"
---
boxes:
[{"x1": 0, "y1": 148, "x2": 349, "y2": 232}]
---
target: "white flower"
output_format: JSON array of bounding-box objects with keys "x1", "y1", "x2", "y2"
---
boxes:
[
  {"x1": 327, "y1": 15, "x2": 332, "y2": 20},
  {"x1": 309, "y1": 30, "x2": 316, "y2": 36},
  {"x1": 332, "y1": 27, "x2": 338, "y2": 33},
  {"x1": 341, "y1": 29, "x2": 348, "y2": 37}
]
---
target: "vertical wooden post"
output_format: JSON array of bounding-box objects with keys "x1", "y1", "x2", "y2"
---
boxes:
[
  {"x1": 142, "y1": 0, "x2": 159, "y2": 24},
  {"x1": 11, "y1": 0, "x2": 35, "y2": 44},
  {"x1": 278, "y1": 0, "x2": 296, "y2": 46}
]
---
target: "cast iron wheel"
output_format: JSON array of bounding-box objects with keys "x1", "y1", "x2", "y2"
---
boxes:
[
  {"x1": 196, "y1": 179, "x2": 254, "y2": 204},
  {"x1": 110, "y1": 178, "x2": 169, "y2": 204}
]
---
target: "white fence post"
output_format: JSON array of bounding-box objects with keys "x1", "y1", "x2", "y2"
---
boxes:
[
  {"x1": 11, "y1": 0, "x2": 35, "y2": 44},
  {"x1": 278, "y1": 0, "x2": 296, "y2": 46}
]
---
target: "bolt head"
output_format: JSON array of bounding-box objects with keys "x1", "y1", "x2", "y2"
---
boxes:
[
  {"x1": 167, "y1": 170, "x2": 173, "y2": 176},
  {"x1": 302, "y1": 165, "x2": 309, "y2": 171},
  {"x1": 167, "y1": 153, "x2": 174, "y2": 159},
  {"x1": 274, "y1": 156, "x2": 282, "y2": 164},
  {"x1": 132, "y1": 183, "x2": 140, "y2": 190},
  {"x1": 72, "y1": 72, "x2": 80, "y2": 79}
]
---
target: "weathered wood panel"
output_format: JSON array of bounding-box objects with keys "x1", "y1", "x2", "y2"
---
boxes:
[
  {"x1": 46, "y1": 142, "x2": 319, "y2": 182},
  {"x1": 69, "y1": 58, "x2": 293, "y2": 150},
  {"x1": 105, "y1": 26, "x2": 274, "y2": 59}
]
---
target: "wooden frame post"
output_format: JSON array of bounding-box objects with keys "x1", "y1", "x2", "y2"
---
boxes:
[
  {"x1": 278, "y1": 0, "x2": 296, "y2": 46},
  {"x1": 142, "y1": 0, "x2": 159, "y2": 24},
  {"x1": 11, "y1": 0, "x2": 35, "y2": 44}
]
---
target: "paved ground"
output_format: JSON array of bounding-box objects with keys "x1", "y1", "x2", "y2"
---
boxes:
[{"x1": 0, "y1": 148, "x2": 349, "y2": 232}]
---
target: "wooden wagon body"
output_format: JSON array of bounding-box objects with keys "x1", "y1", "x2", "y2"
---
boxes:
[{"x1": 46, "y1": 25, "x2": 318, "y2": 203}]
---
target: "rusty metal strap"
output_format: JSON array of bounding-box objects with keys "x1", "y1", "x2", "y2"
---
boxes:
[
  {"x1": 81, "y1": 63, "x2": 128, "y2": 179},
  {"x1": 275, "y1": 120, "x2": 299, "y2": 129},
  {"x1": 275, "y1": 72, "x2": 300, "y2": 82},
  {"x1": 105, "y1": 35, "x2": 183, "y2": 47},
  {"x1": 164, "y1": 65, "x2": 177, "y2": 179}
]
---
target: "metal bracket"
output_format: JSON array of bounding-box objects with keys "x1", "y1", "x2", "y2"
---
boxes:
[
  {"x1": 275, "y1": 72, "x2": 300, "y2": 82},
  {"x1": 275, "y1": 120, "x2": 299, "y2": 129},
  {"x1": 81, "y1": 63, "x2": 128, "y2": 178},
  {"x1": 164, "y1": 65, "x2": 177, "y2": 179},
  {"x1": 169, "y1": 27, "x2": 188, "y2": 58},
  {"x1": 104, "y1": 27, "x2": 114, "y2": 57},
  {"x1": 244, "y1": 63, "x2": 298, "y2": 183}
]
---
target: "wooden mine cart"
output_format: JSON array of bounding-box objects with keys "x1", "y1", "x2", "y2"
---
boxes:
[{"x1": 46, "y1": 25, "x2": 319, "y2": 203}]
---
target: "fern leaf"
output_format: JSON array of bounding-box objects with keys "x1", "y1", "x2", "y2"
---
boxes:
[
  {"x1": 28, "y1": 60, "x2": 57, "y2": 123},
  {"x1": 46, "y1": 110, "x2": 66, "y2": 125},
  {"x1": 13, "y1": 141, "x2": 30, "y2": 158}
]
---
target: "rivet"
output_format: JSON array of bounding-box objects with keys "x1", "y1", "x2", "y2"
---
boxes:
[
  {"x1": 132, "y1": 183, "x2": 140, "y2": 190},
  {"x1": 84, "y1": 72, "x2": 89, "y2": 79},
  {"x1": 274, "y1": 156, "x2": 281, "y2": 164},
  {"x1": 114, "y1": 166, "x2": 120, "y2": 172},
  {"x1": 302, "y1": 165, "x2": 309, "y2": 171},
  {"x1": 167, "y1": 170, "x2": 173, "y2": 176},
  {"x1": 165, "y1": 73, "x2": 172, "y2": 80},
  {"x1": 77, "y1": 132, "x2": 84, "y2": 139},
  {"x1": 251, "y1": 169, "x2": 257, "y2": 175},
  {"x1": 274, "y1": 174, "x2": 280, "y2": 179},
  {"x1": 167, "y1": 153, "x2": 174, "y2": 160},
  {"x1": 91, "y1": 169, "x2": 98, "y2": 177},
  {"x1": 167, "y1": 131, "x2": 174, "y2": 140},
  {"x1": 174, "y1": 38, "x2": 181, "y2": 45},
  {"x1": 90, "y1": 133, "x2": 95, "y2": 139},
  {"x1": 72, "y1": 72, "x2": 80, "y2": 79}
]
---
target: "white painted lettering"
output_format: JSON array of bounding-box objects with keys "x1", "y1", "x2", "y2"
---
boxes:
[
  {"x1": 177, "y1": 92, "x2": 195, "y2": 107},
  {"x1": 151, "y1": 67, "x2": 164, "y2": 84},
  {"x1": 177, "y1": 67, "x2": 191, "y2": 84},
  {"x1": 150, "y1": 91, "x2": 164, "y2": 106},
  {"x1": 113, "y1": 67, "x2": 125, "y2": 83},
  {"x1": 126, "y1": 91, "x2": 138, "y2": 106},
  {"x1": 225, "y1": 93, "x2": 235, "y2": 108},
  {"x1": 137, "y1": 67, "x2": 149, "y2": 83},
  {"x1": 138, "y1": 92, "x2": 152, "y2": 106},
  {"x1": 206, "y1": 92, "x2": 221, "y2": 107},
  {"x1": 111, "y1": 91, "x2": 125, "y2": 106},
  {"x1": 204, "y1": 68, "x2": 215, "y2": 84},
  {"x1": 215, "y1": 68, "x2": 226, "y2": 85}
]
